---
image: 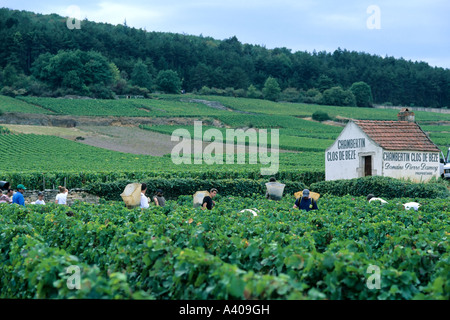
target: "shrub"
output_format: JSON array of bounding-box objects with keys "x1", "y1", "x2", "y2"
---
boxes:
[
  {"x1": 280, "y1": 88, "x2": 300, "y2": 102},
  {"x1": 234, "y1": 88, "x2": 247, "y2": 98},
  {"x1": 322, "y1": 86, "x2": 356, "y2": 107},
  {"x1": 303, "y1": 88, "x2": 323, "y2": 104},
  {"x1": 310, "y1": 176, "x2": 449, "y2": 199},
  {"x1": 199, "y1": 86, "x2": 212, "y2": 95},
  {"x1": 247, "y1": 84, "x2": 263, "y2": 99},
  {"x1": 350, "y1": 81, "x2": 373, "y2": 108},
  {"x1": 86, "y1": 178, "x2": 308, "y2": 201},
  {"x1": 312, "y1": 111, "x2": 331, "y2": 122}
]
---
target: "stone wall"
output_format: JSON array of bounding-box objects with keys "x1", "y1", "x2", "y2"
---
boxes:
[{"x1": 23, "y1": 188, "x2": 100, "y2": 205}]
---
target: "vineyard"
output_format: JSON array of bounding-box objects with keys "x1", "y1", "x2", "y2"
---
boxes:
[
  {"x1": 0, "y1": 195, "x2": 448, "y2": 299},
  {"x1": 0, "y1": 94, "x2": 449, "y2": 302},
  {"x1": 0, "y1": 133, "x2": 325, "y2": 191},
  {"x1": 181, "y1": 94, "x2": 450, "y2": 122},
  {"x1": 16, "y1": 96, "x2": 232, "y2": 118}
]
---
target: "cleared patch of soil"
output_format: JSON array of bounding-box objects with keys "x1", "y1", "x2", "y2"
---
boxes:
[
  {"x1": 77, "y1": 126, "x2": 294, "y2": 156},
  {"x1": 3, "y1": 124, "x2": 97, "y2": 138}
]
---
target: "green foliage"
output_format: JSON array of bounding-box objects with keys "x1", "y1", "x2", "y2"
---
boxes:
[
  {"x1": 303, "y1": 88, "x2": 323, "y2": 104},
  {"x1": 0, "y1": 195, "x2": 448, "y2": 300},
  {"x1": 86, "y1": 178, "x2": 308, "y2": 201},
  {"x1": 156, "y1": 70, "x2": 182, "y2": 94},
  {"x1": 312, "y1": 111, "x2": 331, "y2": 122},
  {"x1": 0, "y1": 126, "x2": 10, "y2": 134},
  {"x1": 131, "y1": 59, "x2": 153, "y2": 90},
  {"x1": 310, "y1": 176, "x2": 449, "y2": 199},
  {"x1": 0, "y1": 95, "x2": 52, "y2": 113},
  {"x1": 262, "y1": 77, "x2": 281, "y2": 101},
  {"x1": 315, "y1": 74, "x2": 335, "y2": 92},
  {"x1": 1, "y1": 9, "x2": 450, "y2": 107},
  {"x1": 0, "y1": 132, "x2": 325, "y2": 189},
  {"x1": 280, "y1": 87, "x2": 300, "y2": 102},
  {"x1": 247, "y1": 84, "x2": 263, "y2": 99},
  {"x1": 322, "y1": 86, "x2": 356, "y2": 107},
  {"x1": 31, "y1": 50, "x2": 114, "y2": 98},
  {"x1": 350, "y1": 82, "x2": 373, "y2": 108},
  {"x1": 2, "y1": 63, "x2": 17, "y2": 86}
]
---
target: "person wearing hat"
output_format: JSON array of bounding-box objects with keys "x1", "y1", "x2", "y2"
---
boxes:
[
  {"x1": 12, "y1": 184, "x2": 26, "y2": 206},
  {"x1": 152, "y1": 189, "x2": 166, "y2": 207},
  {"x1": 293, "y1": 189, "x2": 318, "y2": 212},
  {"x1": 35, "y1": 192, "x2": 46, "y2": 205}
]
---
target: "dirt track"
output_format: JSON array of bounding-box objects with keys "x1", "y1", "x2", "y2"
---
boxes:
[{"x1": 0, "y1": 112, "x2": 206, "y2": 127}]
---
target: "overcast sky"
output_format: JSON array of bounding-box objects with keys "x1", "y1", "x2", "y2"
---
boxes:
[{"x1": 2, "y1": 0, "x2": 449, "y2": 69}]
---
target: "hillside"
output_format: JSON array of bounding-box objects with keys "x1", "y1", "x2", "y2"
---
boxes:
[
  {"x1": 1, "y1": 8, "x2": 450, "y2": 108},
  {"x1": 1, "y1": 94, "x2": 448, "y2": 155}
]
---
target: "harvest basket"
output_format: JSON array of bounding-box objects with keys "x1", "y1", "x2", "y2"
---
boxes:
[
  {"x1": 265, "y1": 182, "x2": 285, "y2": 200},
  {"x1": 121, "y1": 183, "x2": 142, "y2": 208},
  {"x1": 294, "y1": 190, "x2": 320, "y2": 201},
  {"x1": 193, "y1": 191, "x2": 210, "y2": 208}
]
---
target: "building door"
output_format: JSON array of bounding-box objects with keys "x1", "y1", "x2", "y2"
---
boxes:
[{"x1": 364, "y1": 156, "x2": 372, "y2": 176}]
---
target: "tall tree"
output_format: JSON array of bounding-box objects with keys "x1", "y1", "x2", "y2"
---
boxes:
[
  {"x1": 131, "y1": 59, "x2": 152, "y2": 90},
  {"x1": 156, "y1": 69, "x2": 182, "y2": 94},
  {"x1": 350, "y1": 81, "x2": 373, "y2": 107},
  {"x1": 262, "y1": 77, "x2": 281, "y2": 101}
]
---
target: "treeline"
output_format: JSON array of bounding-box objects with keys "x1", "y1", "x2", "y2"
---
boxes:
[{"x1": 1, "y1": 8, "x2": 449, "y2": 107}]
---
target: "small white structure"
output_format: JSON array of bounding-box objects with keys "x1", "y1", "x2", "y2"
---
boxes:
[{"x1": 325, "y1": 109, "x2": 441, "y2": 182}]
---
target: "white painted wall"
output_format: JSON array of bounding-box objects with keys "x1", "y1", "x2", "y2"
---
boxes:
[
  {"x1": 325, "y1": 121, "x2": 441, "y2": 182},
  {"x1": 382, "y1": 150, "x2": 440, "y2": 182},
  {"x1": 325, "y1": 122, "x2": 382, "y2": 181}
]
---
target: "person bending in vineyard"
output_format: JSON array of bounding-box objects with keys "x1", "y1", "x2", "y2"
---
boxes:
[
  {"x1": 153, "y1": 189, "x2": 166, "y2": 207},
  {"x1": 293, "y1": 189, "x2": 318, "y2": 212},
  {"x1": 55, "y1": 186, "x2": 68, "y2": 205},
  {"x1": 202, "y1": 188, "x2": 218, "y2": 210},
  {"x1": 140, "y1": 183, "x2": 150, "y2": 209},
  {"x1": 0, "y1": 189, "x2": 14, "y2": 204},
  {"x1": 366, "y1": 194, "x2": 388, "y2": 204}
]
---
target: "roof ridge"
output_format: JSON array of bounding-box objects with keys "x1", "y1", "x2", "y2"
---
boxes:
[{"x1": 352, "y1": 120, "x2": 440, "y2": 152}]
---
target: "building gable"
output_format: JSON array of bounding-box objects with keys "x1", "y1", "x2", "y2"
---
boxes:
[{"x1": 326, "y1": 121, "x2": 380, "y2": 152}]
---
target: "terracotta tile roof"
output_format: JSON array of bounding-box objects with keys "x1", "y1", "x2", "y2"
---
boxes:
[{"x1": 353, "y1": 120, "x2": 441, "y2": 152}]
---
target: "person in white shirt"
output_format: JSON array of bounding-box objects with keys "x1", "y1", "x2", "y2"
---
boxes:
[
  {"x1": 403, "y1": 202, "x2": 420, "y2": 211},
  {"x1": 55, "y1": 186, "x2": 68, "y2": 205},
  {"x1": 140, "y1": 183, "x2": 150, "y2": 209},
  {"x1": 35, "y1": 192, "x2": 46, "y2": 205},
  {"x1": 367, "y1": 194, "x2": 388, "y2": 204}
]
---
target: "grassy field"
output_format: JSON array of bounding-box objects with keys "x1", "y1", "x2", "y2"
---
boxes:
[
  {"x1": 0, "y1": 132, "x2": 323, "y2": 172},
  {"x1": 0, "y1": 95, "x2": 53, "y2": 114},
  {"x1": 14, "y1": 96, "x2": 232, "y2": 118},
  {"x1": 168, "y1": 94, "x2": 450, "y2": 122},
  {"x1": 0, "y1": 93, "x2": 448, "y2": 175}
]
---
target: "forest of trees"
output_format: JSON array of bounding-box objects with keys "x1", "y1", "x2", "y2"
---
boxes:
[{"x1": 1, "y1": 8, "x2": 449, "y2": 108}]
